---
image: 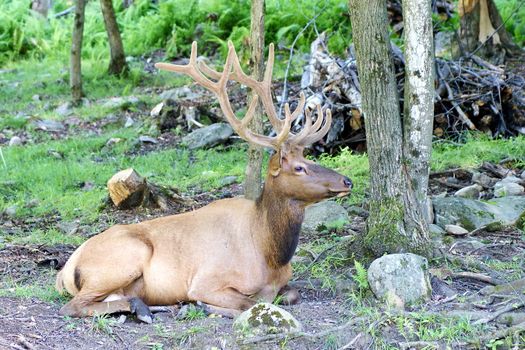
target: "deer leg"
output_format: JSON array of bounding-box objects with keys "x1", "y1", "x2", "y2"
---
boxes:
[
  {"x1": 187, "y1": 287, "x2": 256, "y2": 318},
  {"x1": 59, "y1": 293, "x2": 154, "y2": 323}
]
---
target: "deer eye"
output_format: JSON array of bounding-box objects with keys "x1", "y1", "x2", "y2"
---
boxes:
[{"x1": 294, "y1": 166, "x2": 305, "y2": 173}]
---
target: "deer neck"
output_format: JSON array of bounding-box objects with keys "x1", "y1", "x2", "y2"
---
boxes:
[{"x1": 255, "y1": 182, "x2": 305, "y2": 269}]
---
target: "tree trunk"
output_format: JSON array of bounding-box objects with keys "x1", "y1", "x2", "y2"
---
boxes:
[
  {"x1": 458, "y1": 0, "x2": 521, "y2": 62},
  {"x1": 70, "y1": 0, "x2": 87, "y2": 103},
  {"x1": 402, "y1": 0, "x2": 434, "y2": 226},
  {"x1": 100, "y1": 0, "x2": 128, "y2": 75},
  {"x1": 348, "y1": 0, "x2": 431, "y2": 257},
  {"x1": 243, "y1": 0, "x2": 265, "y2": 200}
]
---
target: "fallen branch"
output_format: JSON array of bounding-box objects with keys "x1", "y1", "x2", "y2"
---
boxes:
[
  {"x1": 451, "y1": 271, "x2": 502, "y2": 285},
  {"x1": 473, "y1": 300, "x2": 525, "y2": 325}
]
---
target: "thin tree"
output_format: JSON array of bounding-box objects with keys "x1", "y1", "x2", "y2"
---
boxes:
[
  {"x1": 100, "y1": 0, "x2": 128, "y2": 75},
  {"x1": 71, "y1": 0, "x2": 87, "y2": 103},
  {"x1": 244, "y1": 0, "x2": 265, "y2": 200},
  {"x1": 348, "y1": 0, "x2": 434, "y2": 257},
  {"x1": 458, "y1": 0, "x2": 521, "y2": 62}
]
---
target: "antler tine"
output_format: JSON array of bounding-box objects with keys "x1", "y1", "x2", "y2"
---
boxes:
[{"x1": 297, "y1": 106, "x2": 332, "y2": 147}]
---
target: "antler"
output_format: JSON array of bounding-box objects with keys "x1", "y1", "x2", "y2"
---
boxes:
[{"x1": 155, "y1": 41, "x2": 332, "y2": 149}]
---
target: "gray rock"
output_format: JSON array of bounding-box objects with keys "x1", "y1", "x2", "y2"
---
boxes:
[
  {"x1": 494, "y1": 181, "x2": 524, "y2": 197},
  {"x1": 472, "y1": 172, "x2": 495, "y2": 188},
  {"x1": 33, "y1": 119, "x2": 65, "y2": 132},
  {"x1": 138, "y1": 136, "x2": 158, "y2": 144},
  {"x1": 4, "y1": 205, "x2": 17, "y2": 217},
  {"x1": 103, "y1": 96, "x2": 140, "y2": 110},
  {"x1": 433, "y1": 196, "x2": 525, "y2": 230},
  {"x1": 57, "y1": 221, "x2": 79, "y2": 236},
  {"x1": 450, "y1": 238, "x2": 485, "y2": 252},
  {"x1": 500, "y1": 175, "x2": 522, "y2": 184},
  {"x1": 445, "y1": 224, "x2": 469, "y2": 236},
  {"x1": 32, "y1": 94, "x2": 41, "y2": 102},
  {"x1": 8, "y1": 136, "x2": 22, "y2": 146},
  {"x1": 55, "y1": 102, "x2": 73, "y2": 117},
  {"x1": 521, "y1": 172, "x2": 525, "y2": 180},
  {"x1": 429, "y1": 224, "x2": 445, "y2": 236},
  {"x1": 454, "y1": 184, "x2": 482, "y2": 199},
  {"x1": 219, "y1": 176, "x2": 238, "y2": 187},
  {"x1": 160, "y1": 86, "x2": 200, "y2": 101},
  {"x1": 303, "y1": 200, "x2": 349, "y2": 233},
  {"x1": 182, "y1": 123, "x2": 233, "y2": 149},
  {"x1": 124, "y1": 116, "x2": 135, "y2": 128},
  {"x1": 233, "y1": 303, "x2": 302, "y2": 338},
  {"x1": 368, "y1": 253, "x2": 431, "y2": 307}
]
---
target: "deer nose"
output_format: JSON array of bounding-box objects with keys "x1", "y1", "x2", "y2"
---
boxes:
[{"x1": 343, "y1": 177, "x2": 353, "y2": 189}]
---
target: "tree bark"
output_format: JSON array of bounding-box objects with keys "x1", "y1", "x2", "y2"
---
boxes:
[
  {"x1": 100, "y1": 0, "x2": 128, "y2": 75},
  {"x1": 458, "y1": 0, "x2": 521, "y2": 62},
  {"x1": 243, "y1": 0, "x2": 265, "y2": 200},
  {"x1": 70, "y1": 0, "x2": 87, "y2": 103},
  {"x1": 402, "y1": 0, "x2": 434, "y2": 226},
  {"x1": 348, "y1": 0, "x2": 431, "y2": 257}
]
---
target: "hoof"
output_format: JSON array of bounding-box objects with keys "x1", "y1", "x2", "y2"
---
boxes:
[{"x1": 129, "y1": 297, "x2": 153, "y2": 324}]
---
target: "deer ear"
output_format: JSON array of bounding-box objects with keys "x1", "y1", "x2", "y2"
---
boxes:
[{"x1": 269, "y1": 150, "x2": 283, "y2": 176}]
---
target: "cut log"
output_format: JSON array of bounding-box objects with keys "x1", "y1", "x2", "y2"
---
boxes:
[
  {"x1": 107, "y1": 168, "x2": 192, "y2": 210},
  {"x1": 107, "y1": 168, "x2": 148, "y2": 209}
]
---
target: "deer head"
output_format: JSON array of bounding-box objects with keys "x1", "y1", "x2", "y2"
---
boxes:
[{"x1": 156, "y1": 41, "x2": 352, "y2": 204}]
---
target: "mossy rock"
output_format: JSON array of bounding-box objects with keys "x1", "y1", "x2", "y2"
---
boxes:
[{"x1": 233, "y1": 303, "x2": 302, "y2": 338}]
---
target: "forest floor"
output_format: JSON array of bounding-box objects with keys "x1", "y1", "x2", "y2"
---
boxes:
[{"x1": 1, "y1": 53, "x2": 525, "y2": 349}]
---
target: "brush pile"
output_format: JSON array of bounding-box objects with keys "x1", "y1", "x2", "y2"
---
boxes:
[{"x1": 295, "y1": 35, "x2": 525, "y2": 153}]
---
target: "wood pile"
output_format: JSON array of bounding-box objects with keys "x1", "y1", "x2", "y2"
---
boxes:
[{"x1": 295, "y1": 35, "x2": 525, "y2": 153}]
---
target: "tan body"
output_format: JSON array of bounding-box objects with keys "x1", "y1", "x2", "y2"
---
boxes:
[
  {"x1": 56, "y1": 40, "x2": 352, "y2": 319},
  {"x1": 57, "y1": 197, "x2": 292, "y2": 316}
]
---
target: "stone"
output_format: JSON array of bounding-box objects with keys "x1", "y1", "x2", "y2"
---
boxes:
[
  {"x1": 150, "y1": 102, "x2": 164, "y2": 118},
  {"x1": 106, "y1": 138, "x2": 122, "y2": 147},
  {"x1": 4, "y1": 205, "x2": 17, "y2": 217},
  {"x1": 233, "y1": 303, "x2": 302, "y2": 338},
  {"x1": 368, "y1": 253, "x2": 432, "y2": 306},
  {"x1": 103, "y1": 96, "x2": 140, "y2": 110},
  {"x1": 57, "y1": 221, "x2": 79, "y2": 235},
  {"x1": 219, "y1": 176, "x2": 238, "y2": 187},
  {"x1": 124, "y1": 116, "x2": 135, "y2": 128},
  {"x1": 8, "y1": 136, "x2": 22, "y2": 146},
  {"x1": 33, "y1": 119, "x2": 65, "y2": 132},
  {"x1": 454, "y1": 184, "x2": 482, "y2": 199},
  {"x1": 302, "y1": 200, "x2": 349, "y2": 233},
  {"x1": 160, "y1": 86, "x2": 200, "y2": 101},
  {"x1": 181, "y1": 123, "x2": 233, "y2": 150},
  {"x1": 429, "y1": 224, "x2": 445, "y2": 236},
  {"x1": 433, "y1": 196, "x2": 525, "y2": 230},
  {"x1": 450, "y1": 238, "x2": 485, "y2": 252},
  {"x1": 472, "y1": 172, "x2": 495, "y2": 188},
  {"x1": 445, "y1": 224, "x2": 469, "y2": 236},
  {"x1": 494, "y1": 181, "x2": 524, "y2": 197},
  {"x1": 32, "y1": 94, "x2": 41, "y2": 102},
  {"x1": 500, "y1": 175, "x2": 523, "y2": 184},
  {"x1": 138, "y1": 136, "x2": 158, "y2": 144},
  {"x1": 55, "y1": 102, "x2": 73, "y2": 117}
]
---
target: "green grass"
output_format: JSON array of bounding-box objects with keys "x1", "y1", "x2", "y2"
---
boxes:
[{"x1": 0, "y1": 278, "x2": 68, "y2": 304}]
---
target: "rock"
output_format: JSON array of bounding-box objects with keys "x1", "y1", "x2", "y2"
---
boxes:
[
  {"x1": 429, "y1": 224, "x2": 445, "y2": 236},
  {"x1": 182, "y1": 123, "x2": 233, "y2": 150},
  {"x1": 124, "y1": 116, "x2": 135, "y2": 128},
  {"x1": 106, "y1": 137, "x2": 122, "y2": 147},
  {"x1": 103, "y1": 96, "x2": 140, "y2": 110},
  {"x1": 8, "y1": 136, "x2": 22, "y2": 146},
  {"x1": 33, "y1": 119, "x2": 65, "y2": 132},
  {"x1": 494, "y1": 181, "x2": 524, "y2": 197},
  {"x1": 521, "y1": 172, "x2": 525, "y2": 180},
  {"x1": 445, "y1": 224, "x2": 469, "y2": 236},
  {"x1": 368, "y1": 253, "x2": 432, "y2": 306},
  {"x1": 450, "y1": 238, "x2": 485, "y2": 252},
  {"x1": 433, "y1": 196, "x2": 525, "y2": 230},
  {"x1": 32, "y1": 94, "x2": 41, "y2": 102},
  {"x1": 472, "y1": 172, "x2": 495, "y2": 188},
  {"x1": 26, "y1": 199, "x2": 39, "y2": 208},
  {"x1": 500, "y1": 175, "x2": 523, "y2": 184},
  {"x1": 55, "y1": 102, "x2": 73, "y2": 117},
  {"x1": 303, "y1": 200, "x2": 349, "y2": 233},
  {"x1": 4, "y1": 205, "x2": 17, "y2": 217},
  {"x1": 150, "y1": 102, "x2": 164, "y2": 117},
  {"x1": 138, "y1": 136, "x2": 158, "y2": 144},
  {"x1": 219, "y1": 176, "x2": 238, "y2": 187},
  {"x1": 233, "y1": 303, "x2": 302, "y2": 338},
  {"x1": 454, "y1": 184, "x2": 482, "y2": 199},
  {"x1": 57, "y1": 221, "x2": 79, "y2": 235},
  {"x1": 160, "y1": 86, "x2": 200, "y2": 101}
]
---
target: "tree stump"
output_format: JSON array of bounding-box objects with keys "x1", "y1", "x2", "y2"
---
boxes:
[
  {"x1": 107, "y1": 168, "x2": 148, "y2": 209},
  {"x1": 107, "y1": 168, "x2": 192, "y2": 210}
]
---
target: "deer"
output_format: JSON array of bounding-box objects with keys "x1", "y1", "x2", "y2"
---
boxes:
[{"x1": 55, "y1": 41, "x2": 353, "y2": 323}]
